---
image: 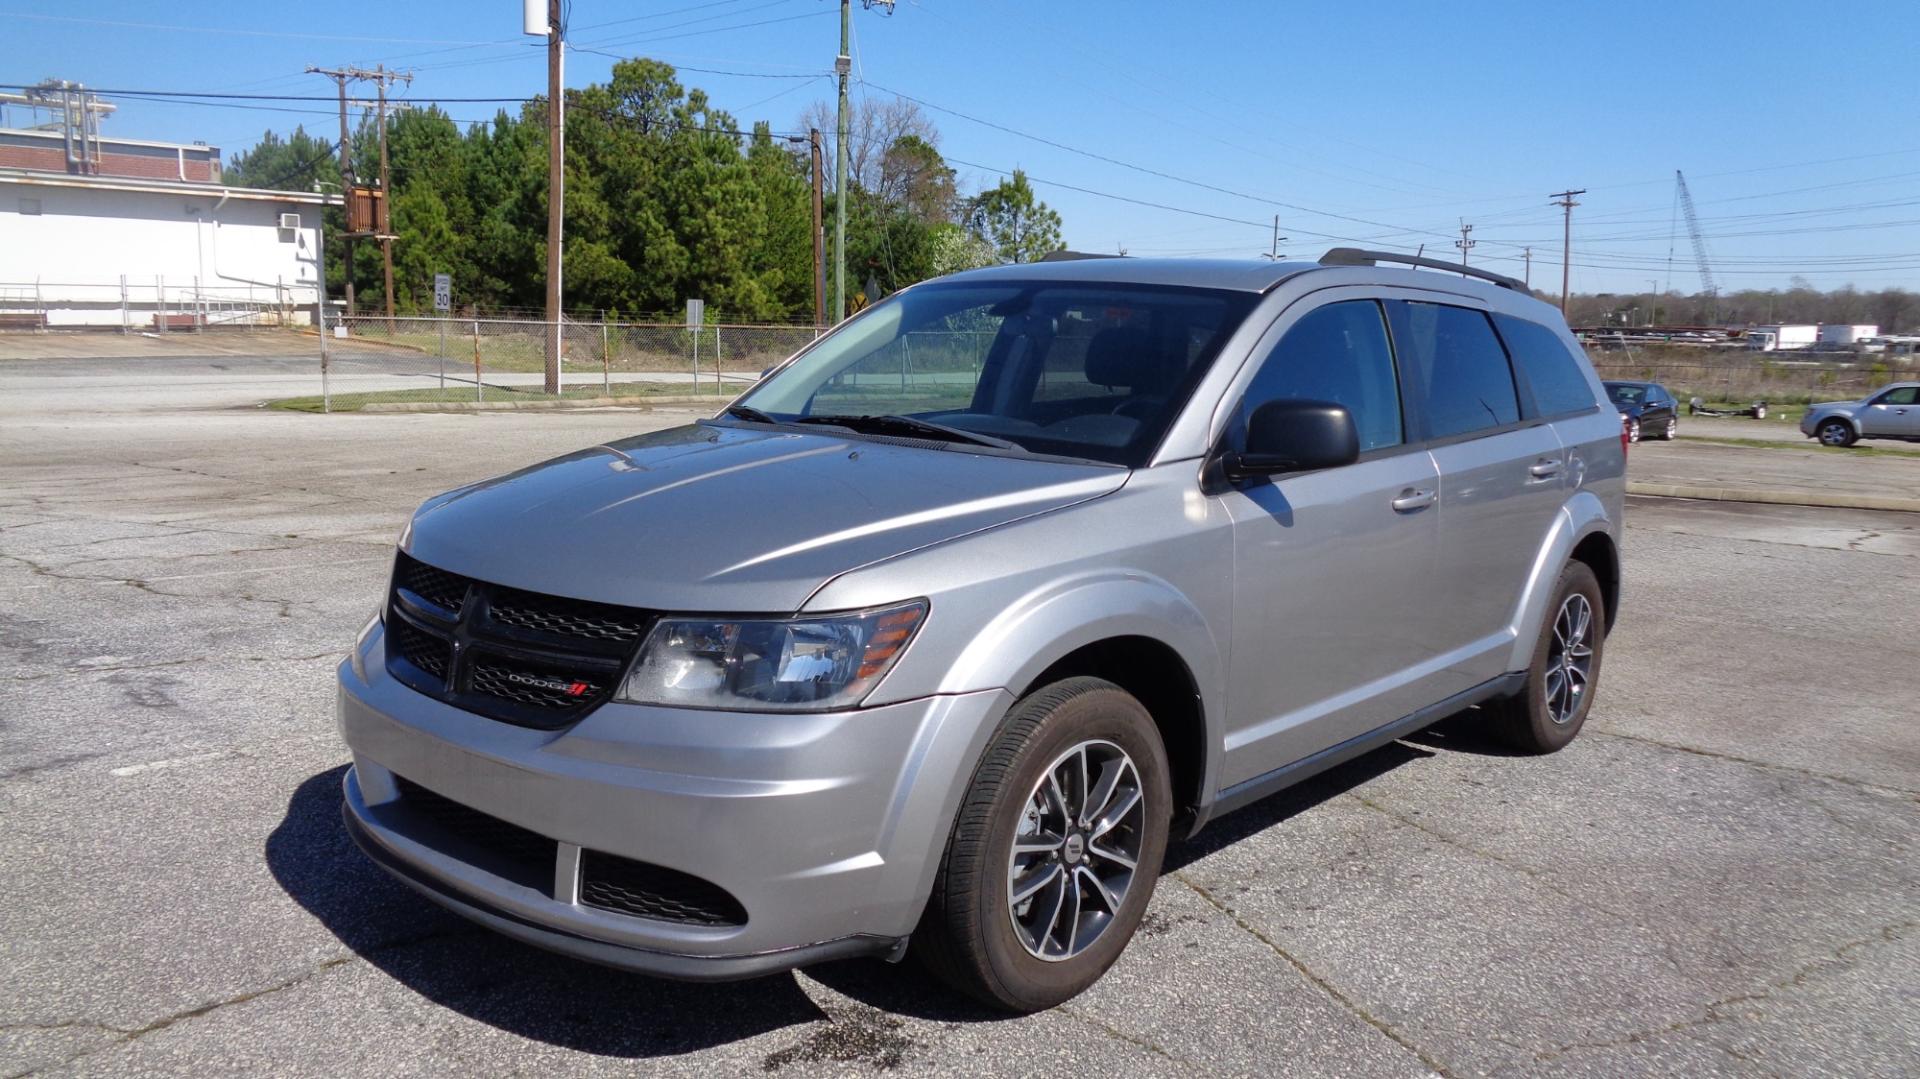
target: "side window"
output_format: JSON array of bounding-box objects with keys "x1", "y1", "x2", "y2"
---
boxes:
[
  {"x1": 1236, "y1": 300, "x2": 1402, "y2": 453},
  {"x1": 1877, "y1": 386, "x2": 1918, "y2": 405},
  {"x1": 1394, "y1": 302, "x2": 1520, "y2": 439}
]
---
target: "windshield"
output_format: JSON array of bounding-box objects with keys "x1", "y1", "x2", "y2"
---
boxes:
[
  {"x1": 1606, "y1": 383, "x2": 1647, "y2": 406},
  {"x1": 731, "y1": 281, "x2": 1256, "y2": 466}
]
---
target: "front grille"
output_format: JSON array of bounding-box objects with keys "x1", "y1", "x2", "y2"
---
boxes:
[
  {"x1": 391, "y1": 618, "x2": 450, "y2": 683},
  {"x1": 489, "y1": 587, "x2": 650, "y2": 643},
  {"x1": 395, "y1": 554, "x2": 468, "y2": 613},
  {"x1": 393, "y1": 775, "x2": 556, "y2": 892},
  {"x1": 385, "y1": 552, "x2": 652, "y2": 728},
  {"x1": 469, "y1": 655, "x2": 608, "y2": 710},
  {"x1": 579, "y1": 849, "x2": 748, "y2": 927}
]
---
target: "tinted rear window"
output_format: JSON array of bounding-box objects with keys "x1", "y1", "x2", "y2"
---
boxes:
[
  {"x1": 1496, "y1": 314, "x2": 1598, "y2": 416},
  {"x1": 1393, "y1": 302, "x2": 1519, "y2": 439}
]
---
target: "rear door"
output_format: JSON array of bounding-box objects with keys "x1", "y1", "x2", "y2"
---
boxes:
[{"x1": 1390, "y1": 300, "x2": 1568, "y2": 692}]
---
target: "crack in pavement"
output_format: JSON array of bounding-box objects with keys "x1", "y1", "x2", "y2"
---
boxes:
[
  {"x1": 2, "y1": 651, "x2": 343, "y2": 682},
  {"x1": 1171, "y1": 870, "x2": 1454, "y2": 1078},
  {"x1": 1588, "y1": 728, "x2": 1920, "y2": 799},
  {"x1": 2, "y1": 927, "x2": 481, "y2": 1079},
  {"x1": 1514, "y1": 918, "x2": 1917, "y2": 1073},
  {"x1": 1056, "y1": 1004, "x2": 1191, "y2": 1070}
]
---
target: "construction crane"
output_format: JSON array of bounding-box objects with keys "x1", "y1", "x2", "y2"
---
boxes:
[{"x1": 1674, "y1": 170, "x2": 1718, "y2": 309}]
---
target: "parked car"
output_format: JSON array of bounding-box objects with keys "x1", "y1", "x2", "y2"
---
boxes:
[
  {"x1": 336, "y1": 249, "x2": 1625, "y2": 1012},
  {"x1": 1799, "y1": 382, "x2": 1920, "y2": 447},
  {"x1": 1603, "y1": 380, "x2": 1679, "y2": 442}
]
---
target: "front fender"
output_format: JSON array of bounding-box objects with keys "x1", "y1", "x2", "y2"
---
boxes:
[
  {"x1": 930, "y1": 571, "x2": 1225, "y2": 795},
  {"x1": 1504, "y1": 490, "x2": 1618, "y2": 672}
]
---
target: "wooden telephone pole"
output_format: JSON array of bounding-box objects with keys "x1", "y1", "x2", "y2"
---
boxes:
[{"x1": 306, "y1": 65, "x2": 411, "y2": 321}]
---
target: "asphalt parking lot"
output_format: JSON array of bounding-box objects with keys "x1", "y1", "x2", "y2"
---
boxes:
[{"x1": 3, "y1": 343, "x2": 1917, "y2": 1077}]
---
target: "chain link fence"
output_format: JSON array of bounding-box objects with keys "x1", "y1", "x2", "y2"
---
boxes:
[
  {"x1": 1584, "y1": 352, "x2": 1910, "y2": 407},
  {"x1": 305, "y1": 317, "x2": 822, "y2": 412}
]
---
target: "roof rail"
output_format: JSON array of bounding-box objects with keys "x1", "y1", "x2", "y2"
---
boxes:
[{"x1": 1318, "y1": 247, "x2": 1528, "y2": 293}]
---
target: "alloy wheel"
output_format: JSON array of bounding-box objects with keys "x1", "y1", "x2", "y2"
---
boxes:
[
  {"x1": 1819, "y1": 422, "x2": 1851, "y2": 446},
  {"x1": 1544, "y1": 593, "x2": 1595, "y2": 725},
  {"x1": 1665, "y1": 418, "x2": 1677, "y2": 439},
  {"x1": 1006, "y1": 739, "x2": 1146, "y2": 961},
  {"x1": 1628, "y1": 419, "x2": 1640, "y2": 443}
]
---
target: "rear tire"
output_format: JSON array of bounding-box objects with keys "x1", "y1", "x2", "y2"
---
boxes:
[
  {"x1": 1489, "y1": 561, "x2": 1606, "y2": 754},
  {"x1": 914, "y1": 677, "x2": 1171, "y2": 1013},
  {"x1": 1659, "y1": 416, "x2": 1677, "y2": 440}
]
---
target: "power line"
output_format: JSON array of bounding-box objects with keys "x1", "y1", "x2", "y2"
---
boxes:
[{"x1": 862, "y1": 79, "x2": 1457, "y2": 244}]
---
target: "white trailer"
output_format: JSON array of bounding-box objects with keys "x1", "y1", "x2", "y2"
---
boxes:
[
  {"x1": 1746, "y1": 324, "x2": 1819, "y2": 351},
  {"x1": 1816, "y1": 324, "x2": 1879, "y2": 347}
]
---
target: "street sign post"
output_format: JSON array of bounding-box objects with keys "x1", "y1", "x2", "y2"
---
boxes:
[
  {"x1": 433, "y1": 274, "x2": 451, "y2": 389},
  {"x1": 687, "y1": 299, "x2": 705, "y2": 387}
]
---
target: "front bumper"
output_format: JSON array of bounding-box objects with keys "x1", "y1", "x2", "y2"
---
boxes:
[{"x1": 337, "y1": 622, "x2": 1011, "y2": 980}]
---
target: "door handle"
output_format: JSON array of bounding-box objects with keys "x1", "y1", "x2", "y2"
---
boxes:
[
  {"x1": 1528, "y1": 459, "x2": 1563, "y2": 480},
  {"x1": 1391, "y1": 488, "x2": 1437, "y2": 512}
]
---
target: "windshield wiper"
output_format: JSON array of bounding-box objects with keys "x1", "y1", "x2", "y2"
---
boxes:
[
  {"x1": 793, "y1": 413, "x2": 1022, "y2": 451},
  {"x1": 723, "y1": 403, "x2": 779, "y2": 424}
]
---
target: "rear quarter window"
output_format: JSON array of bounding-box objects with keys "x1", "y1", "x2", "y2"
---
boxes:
[{"x1": 1495, "y1": 314, "x2": 1599, "y2": 417}]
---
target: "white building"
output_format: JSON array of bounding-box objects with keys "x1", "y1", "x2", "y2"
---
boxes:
[{"x1": 1, "y1": 160, "x2": 337, "y2": 329}]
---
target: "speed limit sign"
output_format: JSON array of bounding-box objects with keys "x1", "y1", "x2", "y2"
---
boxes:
[{"x1": 432, "y1": 273, "x2": 451, "y2": 312}]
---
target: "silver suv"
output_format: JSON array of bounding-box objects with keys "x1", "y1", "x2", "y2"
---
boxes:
[{"x1": 337, "y1": 249, "x2": 1624, "y2": 1012}]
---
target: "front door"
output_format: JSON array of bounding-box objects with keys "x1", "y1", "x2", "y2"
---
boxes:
[
  {"x1": 1218, "y1": 297, "x2": 1443, "y2": 786},
  {"x1": 1861, "y1": 385, "x2": 1920, "y2": 437}
]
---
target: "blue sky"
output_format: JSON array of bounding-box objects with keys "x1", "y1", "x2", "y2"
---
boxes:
[{"x1": 7, "y1": 0, "x2": 1917, "y2": 293}]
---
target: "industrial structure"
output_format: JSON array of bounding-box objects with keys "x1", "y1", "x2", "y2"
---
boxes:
[{"x1": 0, "y1": 81, "x2": 337, "y2": 330}]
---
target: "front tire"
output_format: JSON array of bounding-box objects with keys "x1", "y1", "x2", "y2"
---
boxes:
[
  {"x1": 1627, "y1": 418, "x2": 1641, "y2": 443},
  {"x1": 1817, "y1": 419, "x2": 1857, "y2": 447},
  {"x1": 1489, "y1": 561, "x2": 1606, "y2": 754},
  {"x1": 914, "y1": 677, "x2": 1171, "y2": 1012}
]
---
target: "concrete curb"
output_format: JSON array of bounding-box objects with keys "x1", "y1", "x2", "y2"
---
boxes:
[
  {"x1": 1627, "y1": 481, "x2": 1920, "y2": 514},
  {"x1": 360, "y1": 395, "x2": 726, "y2": 413}
]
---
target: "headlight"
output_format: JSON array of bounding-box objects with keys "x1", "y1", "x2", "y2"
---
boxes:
[{"x1": 616, "y1": 601, "x2": 926, "y2": 712}]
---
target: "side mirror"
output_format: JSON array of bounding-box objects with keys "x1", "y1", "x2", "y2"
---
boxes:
[{"x1": 1222, "y1": 399, "x2": 1360, "y2": 481}]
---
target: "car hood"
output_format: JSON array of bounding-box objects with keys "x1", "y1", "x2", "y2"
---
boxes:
[{"x1": 403, "y1": 422, "x2": 1127, "y2": 612}]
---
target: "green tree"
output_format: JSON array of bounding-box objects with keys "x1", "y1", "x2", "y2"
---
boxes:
[{"x1": 966, "y1": 170, "x2": 1063, "y2": 264}]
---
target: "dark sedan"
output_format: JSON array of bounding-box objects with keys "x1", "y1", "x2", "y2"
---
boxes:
[{"x1": 1604, "y1": 380, "x2": 1678, "y2": 442}]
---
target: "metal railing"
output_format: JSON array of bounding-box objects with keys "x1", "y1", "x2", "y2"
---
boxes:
[
  {"x1": 311, "y1": 316, "x2": 825, "y2": 412},
  {"x1": 0, "y1": 278, "x2": 310, "y2": 331}
]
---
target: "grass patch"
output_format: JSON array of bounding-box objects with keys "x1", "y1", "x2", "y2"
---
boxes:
[
  {"x1": 1677, "y1": 434, "x2": 1920, "y2": 458},
  {"x1": 267, "y1": 379, "x2": 740, "y2": 413}
]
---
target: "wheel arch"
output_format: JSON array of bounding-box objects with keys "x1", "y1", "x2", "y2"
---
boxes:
[
  {"x1": 1020, "y1": 636, "x2": 1209, "y2": 833},
  {"x1": 1505, "y1": 495, "x2": 1621, "y2": 670}
]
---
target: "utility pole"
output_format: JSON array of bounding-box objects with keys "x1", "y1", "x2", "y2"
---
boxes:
[
  {"x1": 1648, "y1": 279, "x2": 1660, "y2": 326},
  {"x1": 544, "y1": 0, "x2": 565, "y2": 394},
  {"x1": 307, "y1": 64, "x2": 410, "y2": 321},
  {"x1": 832, "y1": 0, "x2": 895, "y2": 323},
  {"x1": 1549, "y1": 188, "x2": 1586, "y2": 315},
  {"x1": 1454, "y1": 221, "x2": 1475, "y2": 271},
  {"x1": 375, "y1": 67, "x2": 399, "y2": 327},
  {"x1": 1523, "y1": 246, "x2": 1532, "y2": 289},
  {"x1": 1259, "y1": 216, "x2": 1287, "y2": 260},
  {"x1": 834, "y1": 0, "x2": 851, "y2": 324},
  {"x1": 809, "y1": 129, "x2": 825, "y2": 328},
  {"x1": 309, "y1": 67, "x2": 357, "y2": 317}
]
